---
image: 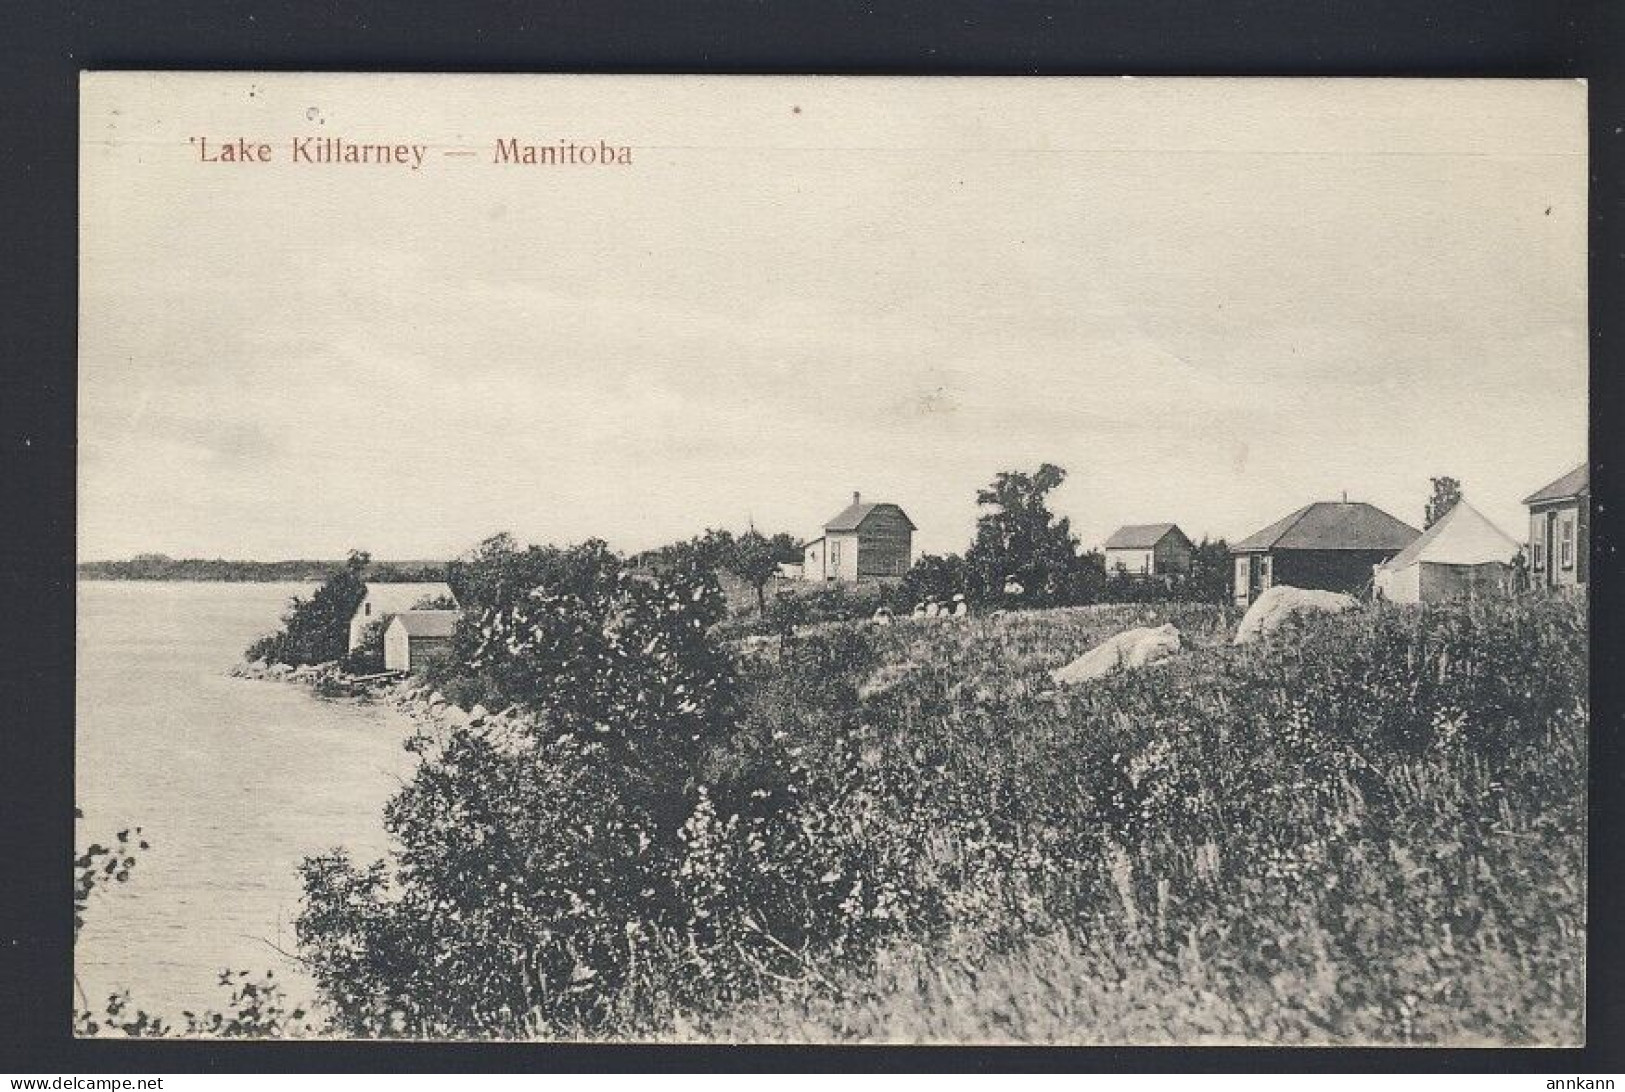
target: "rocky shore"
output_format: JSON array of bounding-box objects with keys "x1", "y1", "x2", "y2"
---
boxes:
[{"x1": 229, "y1": 658, "x2": 533, "y2": 747}]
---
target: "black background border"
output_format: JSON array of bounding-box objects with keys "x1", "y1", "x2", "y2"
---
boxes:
[{"x1": 2, "y1": 0, "x2": 1621, "y2": 1074}]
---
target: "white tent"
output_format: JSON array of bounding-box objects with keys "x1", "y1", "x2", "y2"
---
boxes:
[{"x1": 1373, "y1": 500, "x2": 1519, "y2": 604}]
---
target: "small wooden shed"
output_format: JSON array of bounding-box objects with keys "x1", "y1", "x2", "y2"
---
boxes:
[{"x1": 383, "y1": 609, "x2": 460, "y2": 673}]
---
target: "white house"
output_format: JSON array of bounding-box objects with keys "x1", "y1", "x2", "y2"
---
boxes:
[
  {"x1": 348, "y1": 581, "x2": 457, "y2": 650},
  {"x1": 1103, "y1": 523, "x2": 1195, "y2": 577},
  {"x1": 801, "y1": 492, "x2": 915, "y2": 583}
]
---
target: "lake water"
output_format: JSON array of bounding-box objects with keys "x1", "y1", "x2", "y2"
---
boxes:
[{"x1": 75, "y1": 581, "x2": 419, "y2": 1018}]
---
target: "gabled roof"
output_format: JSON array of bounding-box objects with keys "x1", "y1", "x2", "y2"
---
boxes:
[
  {"x1": 1232, "y1": 501, "x2": 1419, "y2": 553},
  {"x1": 1104, "y1": 523, "x2": 1186, "y2": 550},
  {"x1": 1522, "y1": 462, "x2": 1588, "y2": 505},
  {"x1": 357, "y1": 582, "x2": 456, "y2": 617},
  {"x1": 386, "y1": 609, "x2": 460, "y2": 639},
  {"x1": 823, "y1": 501, "x2": 916, "y2": 532},
  {"x1": 1377, "y1": 500, "x2": 1518, "y2": 571}
]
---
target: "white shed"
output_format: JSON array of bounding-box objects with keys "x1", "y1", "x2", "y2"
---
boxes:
[{"x1": 383, "y1": 610, "x2": 460, "y2": 673}]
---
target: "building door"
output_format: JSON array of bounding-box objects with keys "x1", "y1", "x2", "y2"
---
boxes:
[{"x1": 1235, "y1": 554, "x2": 1268, "y2": 605}]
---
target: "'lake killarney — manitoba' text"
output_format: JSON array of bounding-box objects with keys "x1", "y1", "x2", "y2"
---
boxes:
[{"x1": 188, "y1": 136, "x2": 634, "y2": 169}]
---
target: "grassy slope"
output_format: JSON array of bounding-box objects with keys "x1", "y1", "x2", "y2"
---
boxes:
[{"x1": 693, "y1": 596, "x2": 1587, "y2": 1045}]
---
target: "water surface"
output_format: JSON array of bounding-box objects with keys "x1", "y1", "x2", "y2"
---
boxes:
[{"x1": 75, "y1": 581, "x2": 418, "y2": 1018}]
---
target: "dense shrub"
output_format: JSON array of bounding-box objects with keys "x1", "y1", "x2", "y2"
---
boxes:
[
  {"x1": 297, "y1": 556, "x2": 741, "y2": 1036},
  {"x1": 243, "y1": 551, "x2": 371, "y2": 666},
  {"x1": 898, "y1": 553, "x2": 968, "y2": 607},
  {"x1": 292, "y1": 590, "x2": 1585, "y2": 1044},
  {"x1": 717, "y1": 582, "x2": 898, "y2": 641},
  {"x1": 299, "y1": 731, "x2": 671, "y2": 1037}
]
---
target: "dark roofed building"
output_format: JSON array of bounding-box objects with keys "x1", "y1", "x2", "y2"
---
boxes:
[
  {"x1": 1231, "y1": 501, "x2": 1419, "y2": 606},
  {"x1": 802, "y1": 492, "x2": 916, "y2": 583},
  {"x1": 1523, "y1": 462, "x2": 1588, "y2": 590},
  {"x1": 1103, "y1": 523, "x2": 1195, "y2": 577}
]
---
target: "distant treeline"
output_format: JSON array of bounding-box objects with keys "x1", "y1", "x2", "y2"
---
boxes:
[{"x1": 77, "y1": 554, "x2": 447, "y2": 583}]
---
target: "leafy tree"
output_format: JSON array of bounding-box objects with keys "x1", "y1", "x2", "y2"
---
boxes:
[
  {"x1": 728, "y1": 530, "x2": 780, "y2": 615},
  {"x1": 963, "y1": 463, "x2": 1090, "y2": 607},
  {"x1": 636, "y1": 527, "x2": 801, "y2": 618},
  {"x1": 461, "y1": 544, "x2": 732, "y2": 790},
  {"x1": 448, "y1": 533, "x2": 621, "y2": 614},
  {"x1": 243, "y1": 550, "x2": 371, "y2": 666},
  {"x1": 1188, "y1": 536, "x2": 1232, "y2": 604},
  {"x1": 637, "y1": 528, "x2": 737, "y2": 576},
  {"x1": 1425, "y1": 476, "x2": 1463, "y2": 529},
  {"x1": 765, "y1": 532, "x2": 802, "y2": 563}
]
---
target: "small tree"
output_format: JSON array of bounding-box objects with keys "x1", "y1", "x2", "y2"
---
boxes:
[
  {"x1": 765, "y1": 532, "x2": 802, "y2": 563},
  {"x1": 728, "y1": 531, "x2": 780, "y2": 615},
  {"x1": 1425, "y1": 477, "x2": 1463, "y2": 529}
]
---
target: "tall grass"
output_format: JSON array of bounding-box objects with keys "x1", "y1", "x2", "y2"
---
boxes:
[{"x1": 676, "y1": 595, "x2": 1586, "y2": 1044}]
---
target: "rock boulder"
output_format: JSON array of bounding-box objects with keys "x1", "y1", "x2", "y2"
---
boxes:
[
  {"x1": 1050, "y1": 624, "x2": 1182, "y2": 686},
  {"x1": 1234, "y1": 585, "x2": 1357, "y2": 645}
]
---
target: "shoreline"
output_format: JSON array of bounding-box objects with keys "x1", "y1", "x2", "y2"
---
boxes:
[{"x1": 229, "y1": 658, "x2": 528, "y2": 742}]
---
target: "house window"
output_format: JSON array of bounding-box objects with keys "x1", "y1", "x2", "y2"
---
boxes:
[
  {"x1": 365, "y1": 603, "x2": 372, "y2": 616},
  {"x1": 1532, "y1": 539, "x2": 1545, "y2": 571},
  {"x1": 1259, "y1": 556, "x2": 1272, "y2": 588},
  {"x1": 831, "y1": 541, "x2": 841, "y2": 569},
  {"x1": 1561, "y1": 516, "x2": 1575, "y2": 569}
]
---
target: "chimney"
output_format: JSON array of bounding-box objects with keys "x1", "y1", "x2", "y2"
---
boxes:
[
  {"x1": 853, "y1": 491, "x2": 861, "y2": 506},
  {"x1": 1341, "y1": 490, "x2": 1348, "y2": 503}
]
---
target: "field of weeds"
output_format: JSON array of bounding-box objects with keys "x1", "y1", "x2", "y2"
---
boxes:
[
  {"x1": 681, "y1": 594, "x2": 1587, "y2": 1045},
  {"x1": 275, "y1": 584, "x2": 1585, "y2": 1045}
]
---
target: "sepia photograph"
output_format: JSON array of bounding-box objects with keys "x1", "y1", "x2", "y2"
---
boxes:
[{"x1": 74, "y1": 73, "x2": 1588, "y2": 1045}]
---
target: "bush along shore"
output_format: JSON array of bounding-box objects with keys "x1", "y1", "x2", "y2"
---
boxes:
[{"x1": 217, "y1": 579, "x2": 1583, "y2": 1046}]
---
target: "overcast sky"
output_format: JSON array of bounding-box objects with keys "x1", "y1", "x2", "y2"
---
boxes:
[{"x1": 79, "y1": 75, "x2": 1587, "y2": 561}]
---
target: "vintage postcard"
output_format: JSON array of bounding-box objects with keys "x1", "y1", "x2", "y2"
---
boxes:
[{"x1": 76, "y1": 73, "x2": 1587, "y2": 1044}]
